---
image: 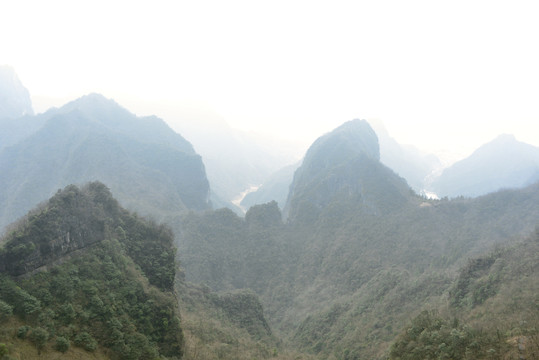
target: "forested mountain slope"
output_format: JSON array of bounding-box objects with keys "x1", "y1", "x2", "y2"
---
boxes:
[
  {"x1": 177, "y1": 120, "x2": 539, "y2": 359},
  {"x1": 0, "y1": 182, "x2": 184, "y2": 359},
  {"x1": 389, "y1": 229, "x2": 539, "y2": 359}
]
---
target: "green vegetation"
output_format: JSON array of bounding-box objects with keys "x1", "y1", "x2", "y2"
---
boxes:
[
  {"x1": 0, "y1": 183, "x2": 183, "y2": 359},
  {"x1": 1, "y1": 118, "x2": 538, "y2": 360},
  {"x1": 54, "y1": 335, "x2": 70, "y2": 353},
  {"x1": 392, "y1": 229, "x2": 539, "y2": 359},
  {"x1": 176, "y1": 121, "x2": 539, "y2": 359},
  {"x1": 177, "y1": 279, "x2": 314, "y2": 360},
  {"x1": 179, "y1": 195, "x2": 539, "y2": 359},
  {"x1": 389, "y1": 310, "x2": 505, "y2": 360}
]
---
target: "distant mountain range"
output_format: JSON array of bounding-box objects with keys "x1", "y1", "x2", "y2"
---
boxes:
[
  {"x1": 429, "y1": 134, "x2": 539, "y2": 198},
  {"x1": 2, "y1": 67, "x2": 539, "y2": 359},
  {"x1": 0, "y1": 65, "x2": 33, "y2": 119},
  {"x1": 239, "y1": 120, "x2": 442, "y2": 211},
  {"x1": 0, "y1": 93, "x2": 210, "y2": 232},
  {"x1": 245, "y1": 122, "x2": 539, "y2": 210}
]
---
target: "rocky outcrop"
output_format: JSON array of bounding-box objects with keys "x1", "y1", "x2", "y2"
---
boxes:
[
  {"x1": 283, "y1": 119, "x2": 411, "y2": 222},
  {"x1": 0, "y1": 183, "x2": 113, "y2": 276}
]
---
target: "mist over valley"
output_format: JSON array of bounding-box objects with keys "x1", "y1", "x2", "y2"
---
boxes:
[{"x1": 1, "y1": 65, "x2": 538, "y2": 360}]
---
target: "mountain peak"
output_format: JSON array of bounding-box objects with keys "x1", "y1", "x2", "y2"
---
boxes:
[
  {"x1": 430, "y1": 134, "x2": 539, "y2": 198},
  {"x1": 74, "y1": 92, "x2": 116, "y2": 105},
  {"x1": 284, "y1": 119, "x2": 411, "y2": 222},
  {"x1": 492, "y1": 133, "x2": 516, "y2": 143},
  {"x1": 58, "y1": 93, "x2": 128, "y2": 117},
  {"x1": 0, "y1": 65, "x2": 34, "y2": 118},
  {"x1": 302, "y1": 119, "x2": 380, "y2": 169}
]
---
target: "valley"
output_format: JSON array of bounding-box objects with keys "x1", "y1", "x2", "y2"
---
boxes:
[{"x1": 1, "y1": 70, "x2": 538, "y2": 359}]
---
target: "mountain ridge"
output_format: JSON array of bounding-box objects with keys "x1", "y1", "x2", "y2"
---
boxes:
[
  {"x1": 430, "y1": 133, "x2": 539, "y2": 198},
  {"x1": 178, "y1": 119, "x2": 539, "y2": 359},
  {"x1": 0, "y1": 93, "x2": 211, "y2": 232}
]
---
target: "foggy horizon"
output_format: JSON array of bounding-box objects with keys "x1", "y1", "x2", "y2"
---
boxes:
[
  {"x1": 2, "y1": 3, "x2": 539, "y2": 358},
  {"x1": 3, "y1": 0, "x2": 539, "y2": 163}
]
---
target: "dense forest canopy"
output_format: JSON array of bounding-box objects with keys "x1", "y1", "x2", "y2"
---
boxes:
[
  {"x1": 0, "y1": 183, "x2": 183, "y2": 359},
  {"x1": 176, "y1": 120, "x2": 539, "y2": 359}
]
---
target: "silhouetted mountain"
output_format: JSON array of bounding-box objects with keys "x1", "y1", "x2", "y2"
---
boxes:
[
  {"x1": 430, "y1": 134, "x2": 539, "y2": 198},
  {"x1": 0, "y1": 94, "x2": 210, "y2": 232},
  {"x1": 0, "y1": 66, "x2": 33, "y2": 119}
]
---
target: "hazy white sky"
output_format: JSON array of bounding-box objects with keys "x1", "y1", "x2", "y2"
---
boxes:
[{"x1": 2, "y1": 0, "x2": 539, "y2": 160}]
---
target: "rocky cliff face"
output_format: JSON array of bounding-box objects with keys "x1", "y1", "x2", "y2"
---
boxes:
[
  {"x1": 0, "y1": 182, "x2": 184, "y2": 358},
  {"x1": 0, "y1": 183, "x2": 114, "y2": 276}
]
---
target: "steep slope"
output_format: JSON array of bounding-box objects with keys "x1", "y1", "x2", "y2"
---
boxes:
[
  {"x1": 0, "y1": 182, "x2": 183, "y2": 359},
  {"x1": 390, "y1": 229, "x2": 539, "y2": 360},
  {"x1": 177, "y1": 119, "x2": 539, "y2": 359},
  {"x1": 430, "y1": 134, "x2": 539, "y2": 198},
  {"x1": 0, "y1": 65, "x2": 33, "y2": 119},
  {"x1": 0, "y1": 94, "x2": 211, "y2": 232},
  {"x1": 284, "y1": 119, "x2": 412, "y2": 222}
]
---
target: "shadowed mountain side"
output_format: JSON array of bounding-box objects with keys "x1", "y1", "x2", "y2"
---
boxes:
[
  {"x1": 284, "y1": 119, "x2": 411, "y2": 222},
  {"x1": 0, "y1": 94, "x2": 210, "y2": 232}
]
